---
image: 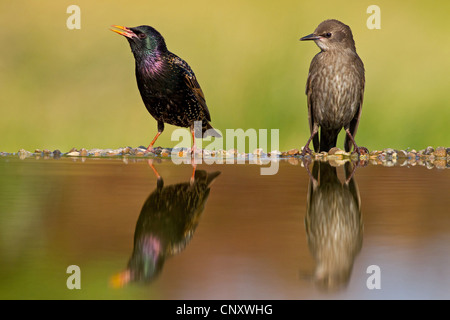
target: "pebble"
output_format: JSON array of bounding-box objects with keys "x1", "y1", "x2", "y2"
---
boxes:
[
  {"x1": 79, "y1": 148, "x2": 88, "y2": 157},
  {"x1": 161, "y1": 149, "x2": 170, "y2": 157},
  {"x1": 3, "y1": 146, "x2": 449, "y2": 170},
  {"x1": 424, "y1": 146, "x2": 434, "y2": 155},
  {"x1": 328, "y1": 147, "x2": 340, "y2": 155},
  {"x1": 253, "y1": 148, "x2": 264, "y2": 156},
  {"x1": 433, "y1": 147, "x2": 446, "y2": 158}
]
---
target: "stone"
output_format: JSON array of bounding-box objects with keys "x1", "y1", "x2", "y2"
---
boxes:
[
  {"x1": 328, "y1": 147, "x2": 340, "y2": 155},
  {"x1": 79, "y1": 148, "x2": 88, "y2": 156},
  {"x1": 424, "y1": 146, "x2": 434, "y2": 155},
  {"x1": 433, "y1": 147, "x2": 446, "y2": 158}
]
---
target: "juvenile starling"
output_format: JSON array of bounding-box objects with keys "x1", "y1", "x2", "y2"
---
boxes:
[
  {"x1": 300, "y1": 19, "x2": 367, "y2": 154},
  {"x1": 111, "y1": 161, "x2": 220, "y2": 286},
  {"x1": 111, "y1": 25, "x2": 221, "y2": 153}
]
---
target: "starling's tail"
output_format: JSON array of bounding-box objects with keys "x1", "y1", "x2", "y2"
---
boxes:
[
  {"x1": 199, "y1": 121, "x2": 221, "y2": 139},
  {"x1": 319, "y1": 128, "x2": 340, "y2": 152}
]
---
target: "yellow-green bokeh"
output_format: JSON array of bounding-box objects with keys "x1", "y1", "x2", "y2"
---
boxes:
[{"x1": 0, "y1": 0, "x2": 449, "y2": 153}]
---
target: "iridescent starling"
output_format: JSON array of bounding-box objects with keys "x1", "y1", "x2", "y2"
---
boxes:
[
  {"x1": 300, "y1": 19, "x2": 367, "y2": 154},
  {"x1": 111, "y1": 25, "x2": 221, "y2": 152}
]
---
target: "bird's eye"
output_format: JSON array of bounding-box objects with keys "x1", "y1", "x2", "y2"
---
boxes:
[
  {"x1": 324, "y1": 32, "x2": 332, "y2": 38},
  {"x1": 138, "y1": 33, "x2": 147, "y2": 39}
]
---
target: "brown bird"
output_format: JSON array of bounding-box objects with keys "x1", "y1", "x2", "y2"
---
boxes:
[{"x1": 300, "y1": 19, "x2": 368, "y2": 154}]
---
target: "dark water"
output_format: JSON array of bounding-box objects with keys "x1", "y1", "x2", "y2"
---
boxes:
[{"x1": 0, "y1": 156, "x2": 449, "y2": 299}]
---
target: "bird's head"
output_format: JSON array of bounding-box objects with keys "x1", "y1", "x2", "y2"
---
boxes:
[
  {"x1": 300, "y1": 19, "x2": 356, "y2": 52},
  {"x1": 111, "y1": 25, "x2": 167, "y2": 59}
]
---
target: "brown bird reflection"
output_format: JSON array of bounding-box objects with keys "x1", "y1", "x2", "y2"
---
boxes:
[
  {"x1": 305, "y1": 161, "x2": 363, "y2": 291},
  {"x1": 111, "y1": 161, "x2": 220, "y2": 287}
]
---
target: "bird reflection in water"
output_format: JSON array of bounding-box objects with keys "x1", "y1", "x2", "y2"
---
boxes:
[
  {"x1": 111, "y1": 160, "x2": 220, "y2": 287},
  {"x1": 304, "y1": 160, "x2": 363, "y2": 291}
]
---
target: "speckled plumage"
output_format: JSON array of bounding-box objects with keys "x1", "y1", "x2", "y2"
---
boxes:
[
  {"x1": 300, "y1": 20, "x2": 366, "y2": 153},
  {"x1": 111, "y1": 25, "x2": 220, "y2": 151}
]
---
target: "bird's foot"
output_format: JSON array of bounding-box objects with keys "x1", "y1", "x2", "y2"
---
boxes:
[
  {"x1": 350, "y1": 146, "x2": 369, "y2": 168},
  {"x1": 301, "y1": 145, "x2": 313, "y2": 157},
  {"x1": 146, "y1": 145, "x2": 157, "y2": 154},
  {"x1": 352, "y1": 146, "x2": 369, "y2": 157}
]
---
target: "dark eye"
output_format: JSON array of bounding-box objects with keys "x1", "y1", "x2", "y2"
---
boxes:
[
  {"x1": 324, "y1": 32, "x2": 332, "y2": 38},
  {"x1": 138, "y1": 33, "x2": 147, "y2": 39}
]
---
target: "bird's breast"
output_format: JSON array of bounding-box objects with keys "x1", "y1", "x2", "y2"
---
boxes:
[{"x1": 310, "y1": 53, "x2": 363, "y2": 129}]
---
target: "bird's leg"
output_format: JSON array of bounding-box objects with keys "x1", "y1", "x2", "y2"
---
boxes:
[
  {"x1": 190, "y1": 161, "x2": 197, "y2": 185},
  {"x1": 190, "y1": 126, "x2": 197, "y2": 157},
  {"x1": 302, "y1": 125, "x2": 319, "y2": 156},
  {"x1": 344, "y1": 128, "x2": 368, "y2": 156},
  {"x1": 146, "y1": 131, "x2": 161, "y2": 153},
  {"x1": 147, "y1": 122, "x2": 165, "y2": 153}
]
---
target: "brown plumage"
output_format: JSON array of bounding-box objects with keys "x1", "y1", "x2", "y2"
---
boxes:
[{"x1": 300, "y1": 19, "x2": 367, "y2": 154}]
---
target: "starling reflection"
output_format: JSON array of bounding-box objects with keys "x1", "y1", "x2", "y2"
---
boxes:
[
  {"x1": 300, "y1": 20, "x2": 367, "y2": 154},
  {"x1": 111, "y1": 25, "x2": 221, "y2": 153},
  {"x1": 305, "y1": 161, "x2": 363, "y2": 290},
  {"x1": 111, "y1": 162, "x2": 220, "y2": 286}
]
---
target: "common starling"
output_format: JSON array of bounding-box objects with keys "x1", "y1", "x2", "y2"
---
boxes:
[
  {"x1": 111, "y1": 161, "x2": 220, "y2": 286},
  {"x1": 300, "y1": 19, "x2": 367, "y2": 154},
  {"x1": 305, "y1": 161, "x2": 363, "y2": 290},
  {"x1": 111, "y1": 25, "x2": 221, "y2": 153}
]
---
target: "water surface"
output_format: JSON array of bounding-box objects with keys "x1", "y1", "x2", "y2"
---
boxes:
[{"x1": 0, "y1": 156, "x2": 449, "y2": 299}]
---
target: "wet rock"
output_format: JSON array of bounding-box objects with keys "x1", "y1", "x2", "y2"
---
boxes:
[
  {"x1": 269, "y1": 150, "x2": 281, "y2": 156},
  {"x1": 334, "y1": 149, "x2": 348, "y2": 156},
  {"x1": 89, "y1": 149, "x2": 102, "y2": 157},
  {"x1": 18, "y1": 149, "x2": 32, "y2": 160},
  {"x1": 397, "y1": 150, "x2": 407, "y2": 158},
  {"x1": 287, "y1": 148, "x2": 299, "y2": 156},
  {"x1": 383, "y1": 148, "x2": 397, "y2": 159},
  {"x1": 433, "y1": 147, "x2": 446, "y2": 158},
  {"x1": 161, "y1": 148, "x2": 170, "y2": 157},
  {"x1": 435, "y1": 160, "x2": 446, "y2": 170},
  {"x1": 53, "y1": 150, "x2": 62, "y2": 158},
  {"x1": 424, "y1": 146, "x2": 434, "y2": 155},
  {"x1": 79, "y1": 148, "x2": 88, "y2": 156},
  {"x1": 253, "y1": 148, "x2": 264, "y2": 156},
  {"x1": 34, "y1": 149, "x2": 41, "y2": 154},
  {"x1": 67, "y1": 150, "x2": 80, "y2": 156},
  {"x1": 407, "y1": 151, "x2": 417, "y2": 160},
  {"x1": 328, "y1": 147, "x2": 340, "y2": 155}
]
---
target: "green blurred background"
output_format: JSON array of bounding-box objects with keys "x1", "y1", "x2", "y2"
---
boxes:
[{"x1": 0, "y1": 0, "x2": 449, "y2": 153}]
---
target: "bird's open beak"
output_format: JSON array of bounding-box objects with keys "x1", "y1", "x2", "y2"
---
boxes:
[
  {"x1": 300, "y1": 33, "x2": 320, "y2": 41},
  {"x1": 110, "y1": 25, "x2": 137, "y2": 38}
]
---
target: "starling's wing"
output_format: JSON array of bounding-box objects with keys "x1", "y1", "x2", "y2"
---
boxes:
[
  {"x1": 171, "y1": 54, "x2": 212, "y2": 122},
  {"x1": 345, "y1": 69, "x2": 365, "y2": 152},
  {"x1": 306, "y1": 64, "x2": 320, "y2": 152}
]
